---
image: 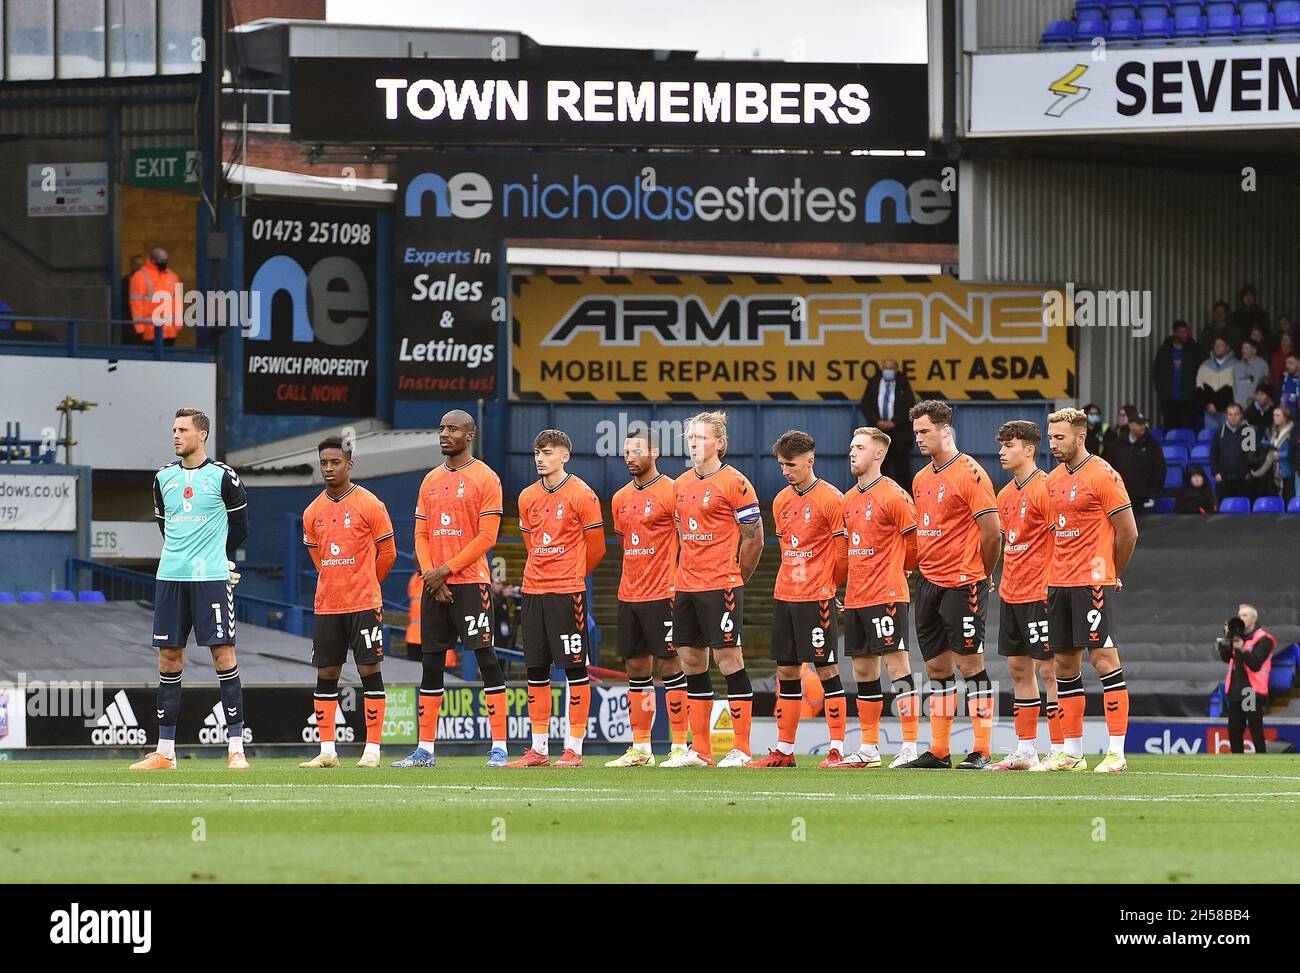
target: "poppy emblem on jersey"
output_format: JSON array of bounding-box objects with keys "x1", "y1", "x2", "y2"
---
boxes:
[
  {"x1": 440, "y1": 512, "x2": 451, "y2": 526},
  {"x1": 330, "y1": 543, "x2": 340, "y2": 556},
  {"x1": 542, "y1": 532, "x2": 553, "y2": 545},
  {"x1": 702, "y1": 489, "x2": 712, "y2": 507},
  {"x1": 937, "y1": 484, "x2": 946, "y2": 503},
  {"x1": 852, "y1": 531, "x2": 861, "y2": 545},
  {"x1": 644, "y1": 498, "x2": 652, "y2": 516},
  {"x1": 1058, "y1": 513, "x2": 1067, "y2": 527},
  {"x1": 183, "y1": 486, "x2": 193, "y2": 499},
  {"x1": 630, "y1": 532, "x2": 640, "y2": 547},
  {"x1": 344, "y1": 510, "x2": 351, "y2": 529},
  {"x1": 1008, "y1": 529, "x2": 1018, "y2": 544},
  {"x1": 689, "y1": 517, "x2": 699, "y2": 531}
]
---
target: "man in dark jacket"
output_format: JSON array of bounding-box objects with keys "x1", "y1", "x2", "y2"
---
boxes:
[
  {"x1": 1217, "y1": 607, "x2": 1274, "y2": 754},
  {"x1": 1152, "y1": 320, "x2": 1206, "y2": 430},
  {"x1": 1229, "y1": 285, "x2": 1270, "y2": 346},
  {"x1": 1244, "y1": 383, "x2": 1275, "y2": 436},
  {"x1": 859, "y1": 358, "x2": 916, "y2": 489},
  {"x1": 1210, "y1": 403, "x2": 1254, "y2": 498},
  {"x1": 1199, "y1": 300, "x2": 1241, "y2": 355},
  {"x1": 1103, "y1": 411, "x2": 1166, "y2": 510}
]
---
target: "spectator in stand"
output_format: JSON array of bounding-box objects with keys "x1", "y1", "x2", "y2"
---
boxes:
[
  {"x1": 1244, "y1": 382, "x2": 1275, "y2": 436},
  {"x1": 1210, "y1": 402, "x2": 1254, "y2": 499},
  {"x1": 1230, "y1": 285, "x2": 1270, "y2": 347},
  {"x1": 1101, "y1": 404, "x2": 1132, "y2": 455},
  {"x1": 1174, "y1": 465, "x2": 1216, "y2": 514},
  {"x1": 1152, "y1": 319, "x2": 1205, "y2": 430},
  {"x1": 1248, "y1": 326, "x2": 1273, "y2": 361},
  {"x1": 1270, "y1": 405, "x2": 1295, "y2": 503},
  {"x1": 1217, "y1": 609, "x2": 1274, "y2": 754},
  {"x1": 1270, "y1": 332, "x2": 1293, "y2": 392},
  {"x1": 1199, "y1": 300, "x2": 1240, "y2": 355},
  {"x1": 1104, "y1": 410, "x2": 1166, "y2": 511},
  {"x1": 1279, "y1": 352, "x2": 1300, "y2": 418},
  {"x1": 127, "y1": 247, "x2": 182, "y2": 345},
  {"x1": 1197, "y1": 337, "x2": 1238, "y2": 431},
  {"x1": 1084, "y1": 402, "x2": 1105, "y2": 455},
  {"x1": 858, "y1": 357, "x2": 916, "y2": 489},
  {"x1": 1232, "y1": 338, "x2": 1269, "y2": 409}
]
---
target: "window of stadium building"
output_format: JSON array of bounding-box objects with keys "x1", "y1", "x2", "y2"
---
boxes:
[{"x1": 0, "y1": 0, "x2": 200, "y2": 80}]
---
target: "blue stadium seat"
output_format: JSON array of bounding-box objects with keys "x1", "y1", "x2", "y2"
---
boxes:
[
  {"x1": 19, "y1": 591, "x2": 45, "y2": 603},
  {"x1": 1278, "y1": 0, "x2": 1300, "y2": 32},
  {"x1": 1140, "y1": 14, "x2": 1176, "y2": 40},
  {"x1": 1077, "y1": 10, "x2": 1109, "y2": 36},
  {"x1": 1110, "y1": 2, "x2": 1140, "y2": 17},
  {"x1": 1153, "y1": 497, "x2": 1176, "y2": 513},
  {"x1": 1288, "y1": 497, "x2": 1300, "y2": 513},
  {"x1": 1240, "y1": 9, "x2": 1274, "y2": 33},
  {"x1": 1269, "y1": 643, "x2": 1298, "y2": 695},
  {"x1": 1204, "y1": 0, "x2": 1235, "y2": 13},
  {"x1": 1076, "y1": 0, "x2": 1108, "y2": 10},
  {"x1": 78, "y1": 590, "x2": 107, "y2": 602},
  {"x1": 1109, "y1": 16, "x2": 1143, "y2": 42},
  {"x1": 0, "y1": 592, "x2": 14, "y2": 603},
  {"x1": 1239, "y1": 0, "x2": 1271, "y2": 14},
  {"x1": 1140, "y1": 1, "x2": 1174, "y2": 13},
  {"x1": 1042, "y1": 19, "x2": 1080, "y2": 46},
  {"x1": 50, "y1": 590, "x2": 75, "y2": 602},
  {"x1": 1197, "y1": 427, "x2": 1215, "y2": 443},
  {"x1": 1164, "y1": 428, "x2": 1196, "y2": 446},
  {"x1": 1190, "y1": 444, "x2": 1212, "y2": 464},
  {"x1": 1163, "y1": 464, "x2": 1184, "y2": 490},
  {"x1": 1219, "y1": 496, "x2": 1251, "y2": 514},
  {"x1": 1162, "y1": 444, "x2": 1190, "y2": 466},
  {"x1": 1147, "y1": 426, "x2": 1165, "y2": 442},
  {"x1": 1253, "y1": 496, "x2": 1285, "y2": 513},
  {"x1": 1174, "y1": 11, "x2": 1209, "y2": 35},
  {"x1": 1205, "y1": 11, "x2": 1241, "y2": 38},
  {"x1": 1171, "y1": 0, "x2": 1203, "y2": 13}
]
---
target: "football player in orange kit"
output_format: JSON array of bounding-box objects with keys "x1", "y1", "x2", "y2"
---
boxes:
[
  {"x1": 987, "y1": 420, "x2": 1062, "y2": 770},
  {"x1": 1035, "y1": 407, "x2": 1138, "y2": 773},
  {"x1": 831, "y1": 427, "x2": 923, "y2": 769},
  {"x1": 899, "y1": 400, "x2": 1002, "y2": 770},
  {"x1": 606, "y1": 425, "x2": 689, "y2": 766},
  {"x1": 300, "y1": 436, "x2": 396, "y2": 769},
  {"x1": 508, "y1": 429, "x2": 606, "y2": 768},
  {"x1": 660, "y1": 412, "x2": 764, "y2": 768},
  {"x1": 394, "y1": 410, "x2": 508, "y2": 769},
  {"x1": 748, "y1": 431, "x2": 849, "y2": 769}
]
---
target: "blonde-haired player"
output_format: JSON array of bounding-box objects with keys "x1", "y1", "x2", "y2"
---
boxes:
[
  {"x1": 1035, "y1": 407, "x2": 1137, "y2": 773},
  {"x1": 661, "y1": 412, "x2": 765, "y2": 768}
]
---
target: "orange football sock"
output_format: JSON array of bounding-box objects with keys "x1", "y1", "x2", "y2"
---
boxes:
[
  {"x1": 1059, "y1": 676, "x2": 1086, "y2": 741},
  {"x1": 416, "y1": 690, "x2": 441, "y2": 743},
  {"x1": 527, "y1": 678, "x2": 551, "y2": 735},
  {"x1": 1014, "y1": 698, "x2": 1040, "y2": 742},
  {"x1": 725, "y1": 669, "x2": 754, "y2": 755},
  {"x1": 364, "y1": 693, "x2": 385, "y2": 746},
  {"x1": 629, "y1": 676, "x2": 655, "y2": 745},
  {"x1": 315, "y1": 695, "x2": 338, "y2": 747},
  {"x1": 776, "y1": 679, "x2": 803, "y2": 745},
  {"x1": 824, "y1": 693, "x2": 846, "y2": 744},
  {"x1": 567, "y1": 676, "x2": 590, "y2": 741},
  {"x1": 1101, "y1": 668, "x2": 1129, "y2": 737},
  {"x1": 966, "y1": 672, "x2": 994, "y2": 756},
  {"x1": 1046, "y1": 701, "x2": 1064, "y2": 746},
  {"x1": 484, "y1": 687, "x2": 507, "y2": 743},
  {"x1": 895, "y1": 678, "x2": 920, "y2": 743},
  {"x1": 664, "y1": 673, "x2": 689, "y2": 746},
  {"x1": 685, "y1": 671, "x2": 713, "y2": 756},
  {"x1": 928, "y1": 679, "x2": 957, "y2": 759},
  {"x1": 856, "y1": 679, "x2": 883, "y2": 746}
]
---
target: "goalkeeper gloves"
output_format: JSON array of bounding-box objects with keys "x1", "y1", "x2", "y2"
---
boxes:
[{"x1": 227, "y1": 560, "x2": 241, "y2": 587}]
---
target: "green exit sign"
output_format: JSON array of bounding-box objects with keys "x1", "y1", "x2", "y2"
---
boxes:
[{"x1": 127, "y1": 148, "x2": 198, "y2": 188}]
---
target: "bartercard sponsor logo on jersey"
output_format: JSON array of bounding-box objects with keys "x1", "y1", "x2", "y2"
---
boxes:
[
  {"x1": 440, "y1": 512, "x2": 452, "y2": 526},
  {"x1": 624, "y1": 530, "x2": 657, "y2": 556},
  {"x1": 91, "y1": 690, "x2": 147, "y2": 746},
  {"x1": 1055, "y1": 512, "x2": 1080, "y2": 538},
  {"x1": 200, "y1": 700, "x2": 253, "y2": 744},
  {"x1": 49, "y1": 902, "x2": 151, "y2": 954}
]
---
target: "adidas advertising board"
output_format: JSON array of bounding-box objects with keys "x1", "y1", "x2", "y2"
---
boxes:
[
  {"x1": 971, "y1": 43, "x2": 1300, "y2": 136},
  {"x1": 291, "y1": 58, "x2": 928, "y2": 149}
]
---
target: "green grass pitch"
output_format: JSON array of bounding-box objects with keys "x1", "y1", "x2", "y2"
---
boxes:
[{"x1": 1, "y1": 755, "x2": 1296, "y2": 883}]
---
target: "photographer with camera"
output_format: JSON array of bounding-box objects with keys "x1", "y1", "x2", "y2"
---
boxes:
[{"x1": 1216, "y1": 604, "x2": 1275, "y2": 754}]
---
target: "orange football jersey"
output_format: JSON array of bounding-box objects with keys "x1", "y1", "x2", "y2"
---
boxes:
[
  {"x1": 303, "y1": 484, "x2": 394, "y2": 614},
  {"x1": 1046, "y1": 454, "x2": 1132, "y2": 586},
  {"x1": 519, "y1": 473, "x2": 603, "y2": 594},
  {"x1": 414, "y1": 459, "x2": 503, "y2": 585},
  {"x1": 772, "y1": 478, "x2": 845, "y2": 602},
  {"x1": 842, "y1": 475, "x2": 916, "y2": 609},
  {"x1": 912, "y1": 453, "x2": 998, "y2": 587},
  {"x1": 674, "y1": 463, "x2": 762, "y2": 592},
  {"x1": 997, "y1": 468, "x2": 1053, "y2": 604},
  {"x1": 611, "y1": 472, "x2": 678, "y2": 602}
]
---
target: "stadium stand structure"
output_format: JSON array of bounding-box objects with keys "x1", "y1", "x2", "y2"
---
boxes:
[{"x1": 1043, "y1": 0, "x2": 1300, "y2": 47}]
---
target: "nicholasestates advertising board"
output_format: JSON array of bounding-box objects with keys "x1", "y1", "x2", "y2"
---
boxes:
[
  {"x1": 242, "y1": 201, "x2": 378, "y2": 416},
  {"x1": 291, "y1": 58, "x2": 928, "y2": 149},
  {"x1": 970, "y1": 43, "x2": 1300, "y2": 136},
  {"x1": 512, "y1": 273, "x2": 1074, "y2": 401},
  {"x1": 396, "y1": 151, "x2": 956, "y2": 245},
  {"x1": 395, "y1": 157, "x2": 500, "y2": 401}
]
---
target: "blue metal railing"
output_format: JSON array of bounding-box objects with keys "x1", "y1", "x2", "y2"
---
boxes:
[{"x1": 0, "y1": 315, "x2": 215, "y2": 361}]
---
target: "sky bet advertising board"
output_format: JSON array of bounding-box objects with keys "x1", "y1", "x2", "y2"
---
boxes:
[{"x1": 395, "y1": 150, "x2": 956, "y2": 246}]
